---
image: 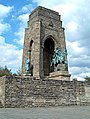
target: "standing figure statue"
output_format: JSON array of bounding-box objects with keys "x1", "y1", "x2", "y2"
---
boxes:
[
  {"x1": 25, "y1": 58, "x2": 33, "y2": 75},
  {"x1": 25, "y1": 58, "x2": 30, "y2": 74},
  {"x1": 50, "y1": 48, "x2": 68, "y2": 71}
]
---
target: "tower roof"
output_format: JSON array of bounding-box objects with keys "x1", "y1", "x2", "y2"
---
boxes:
[{"x1": 30, "y1": 6, "x2": 59, "y2": 16}]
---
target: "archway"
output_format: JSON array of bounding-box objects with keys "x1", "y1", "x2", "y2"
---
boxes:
[{"x1": 43, "y1": 38, "x2": 54, "y2": 76}]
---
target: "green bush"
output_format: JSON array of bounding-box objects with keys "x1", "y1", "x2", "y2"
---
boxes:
[{"x1": 0, "y1": 66, "x2": 12, "y2": 77}]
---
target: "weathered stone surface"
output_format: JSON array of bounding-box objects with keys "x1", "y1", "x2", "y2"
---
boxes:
[
  {"x1": 49, "y1": 71, "x2": 71, "y2": 80},
  {"x1": 82, "y1": 83, "x2": 90, "y2": 105},
  {"x1": 0, "y1": 76, "x2": 5, "y2": 107},
  {"x1": 0, "y1": 76, "x2": 88, "y2": 108},
  {"x1": 22, "y1": 6, "x2": 70, "y2": 79},
  {"x1": 0, "y1": 6, "x2": 89, "y2": 108}
]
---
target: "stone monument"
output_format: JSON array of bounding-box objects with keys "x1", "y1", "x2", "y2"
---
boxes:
[
  {"x1": 0, "y1": 6, "x2": 89, "y2": 108},
  {"x1": 22, "y1": 6, "x2": 71, "y2": 80}
]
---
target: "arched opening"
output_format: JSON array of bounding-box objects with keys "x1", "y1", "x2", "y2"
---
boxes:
[{"x1": 43, "y1": 38, "x2": 54, "y2": 76}]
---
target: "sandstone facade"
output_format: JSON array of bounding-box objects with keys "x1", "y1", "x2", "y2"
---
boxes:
[{"x1": 22, "y1": 6, "x2": 70, "y2": 79}]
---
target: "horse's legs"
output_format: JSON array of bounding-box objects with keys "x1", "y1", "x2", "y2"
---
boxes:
[{"x1": 60, "y1": 62, "x2": 62, "y2": 71}]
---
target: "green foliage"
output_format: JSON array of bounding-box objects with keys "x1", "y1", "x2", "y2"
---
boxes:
[
  {"x1": 84, "y1": 76, "x2": 90, "y2": 82},
  {"x1": 0, "y1": 66, "x2": 12, "y2": 77}
]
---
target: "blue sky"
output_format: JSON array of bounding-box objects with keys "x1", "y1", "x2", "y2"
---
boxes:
[{"x1": 0, "y1": 0, "x2": 90, "y2": 80}]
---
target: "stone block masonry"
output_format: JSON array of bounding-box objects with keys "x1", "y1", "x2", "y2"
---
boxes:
[
  {"x1": 0, "y1": 76, "x2": 5, "y2": 107},
  {"x1": 0, "y1": 76, "x2": 87, "y2": 108},
  {"x1": 22, "y1": 6, "x2": 70, "y2": 79}
]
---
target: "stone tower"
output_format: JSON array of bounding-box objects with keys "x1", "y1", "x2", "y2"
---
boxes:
[{"x1": 22, "y1": 6, "x2": 71, "y2": 80}]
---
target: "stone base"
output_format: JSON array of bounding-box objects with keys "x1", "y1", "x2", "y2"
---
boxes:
[
  {"x1": 48, "y1": 71, "x2": 71, "y2": 80},
  {"x1": 0, "y1": 76, "x2": 88, "y2": 107}
]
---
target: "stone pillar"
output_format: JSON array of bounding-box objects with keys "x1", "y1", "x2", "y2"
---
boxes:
[
  {"x1": 33, "y1": 47, "x2": 40, "y2": 78},
  {"x1": 40, "y1": 46, "x2": 44, "y2": 78},
  {"x1": 32, "y1": 21, "x2": 41, "y2": 78}
]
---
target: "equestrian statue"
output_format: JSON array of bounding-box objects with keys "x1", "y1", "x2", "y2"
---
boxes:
[{"x1": 50, "y1": 48, "x2": 68, "y2": 71}]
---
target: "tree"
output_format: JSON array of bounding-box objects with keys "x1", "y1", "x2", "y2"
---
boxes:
[
  {"x1": 0, "y1": 66, "x2": 12, "y2": 77},
  {"x1": 84, "y1": 76, "x2": 90, "y2": 82}
]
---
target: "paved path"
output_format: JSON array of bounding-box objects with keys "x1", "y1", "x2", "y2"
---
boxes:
[{"x1": 0, "y1": 106, "x2": 90, "y2": 119}]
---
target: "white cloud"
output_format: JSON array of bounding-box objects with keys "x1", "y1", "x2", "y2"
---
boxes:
[
  {"x1": 67, "y1": 41, "x2": 85, "y2": 56},
  {"x1": 0, "y1": 6, "x2": 29, "y2": 73},
  {"x1": 52, "y1": 3, "x2": 76, "y2": 18},
  {"x1": 0, "y1": 4, "x2": 16, "y2": 72},
  {"x1": 0, "y1": 22, "x2": 10, "y2": 35},
  {"x1": 33, "y1": 0, "x2": 67, "y2": 7},
  {"x1": 69, "y1": 66, "x2": 90, "y2": 78},
  {"x1": 14, "y1": 13, "x2": 29, "y2": 45},
  {"x1": 66, "y1": 21, "x2": 78, "y2": 32},
  {"x1": 18, "y1": 13, "x2": 29, "y2": 25},
  {"x1": 0, "y1": 4, "x2": 13, "y2": 35},
  {"x1": 0, "y1": 36, "x2": 22, "y2": 73},
  {"x1": 0, "y1": 36, "x2": 5, "y2": 44},
  {"x1": 21, "y1": 4, "x2": 34, "y2": 13},
  {"x1": 76, "y1": 77, "x2": 85, "y2": 81},
  {"x1": 0, "y1": 4, "x2": 13, "y2": 19}
]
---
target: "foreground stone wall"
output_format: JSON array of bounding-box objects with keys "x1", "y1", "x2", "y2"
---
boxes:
[
  {"x1": 84, "y1": 83, "x2": 90, "y2": 105},
  {"x1": 0, "y1": 76, "x2": 5, "y2": 107},
  {"x1": 0, "y1": 76, "x2": 86, "y2": 108}
]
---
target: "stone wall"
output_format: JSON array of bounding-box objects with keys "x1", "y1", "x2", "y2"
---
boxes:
[
  {"x1": 0, "y1": 76, "x2": 87, "y2": 108},
  {"x1": 0, "y1": 76, "x2": 5, "y2": 107},
  {"x1": 83, "y1": 83, "x2": 90, "y2": 105}
]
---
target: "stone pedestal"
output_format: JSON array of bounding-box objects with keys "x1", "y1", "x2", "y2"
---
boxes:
[
  {"x1": 0, "y1": 76, "x2": 87, "y2": 107},
  {"x1": 48, "y1": 71, "x2": 71, "y2": 80}
]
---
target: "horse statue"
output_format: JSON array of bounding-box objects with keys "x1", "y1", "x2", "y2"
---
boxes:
[{"x1": 50, "y1": 48, "x2": 68, "y2": 71}]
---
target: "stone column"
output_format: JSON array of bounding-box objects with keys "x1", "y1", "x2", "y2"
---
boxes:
[
  {"x1": 40, "y1": 46, "x2": 44, "y2": 78},
  {"x1": 32, "y1": 21, "x2": 41, "y2": 78}
]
